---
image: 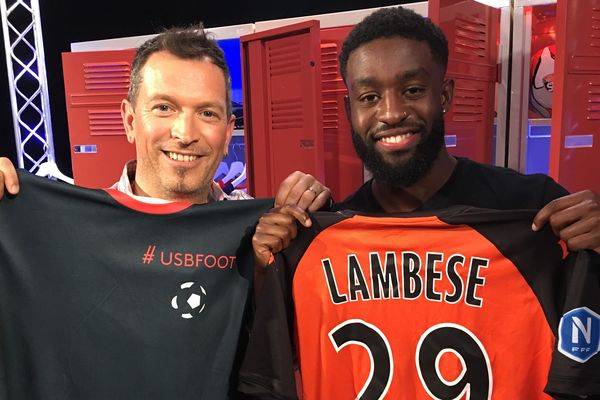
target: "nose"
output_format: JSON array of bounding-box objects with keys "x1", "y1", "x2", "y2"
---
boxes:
[
  {"x1": 170, "y1": 112, "x2": 197, "y2": 144},
  {"x1": 378, "y1": 91, "x2": 409, "y2": 126}
]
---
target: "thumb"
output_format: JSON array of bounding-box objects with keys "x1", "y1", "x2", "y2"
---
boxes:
[{"x1": 254, "y1": 246, "x2": 274, "y2": 269}]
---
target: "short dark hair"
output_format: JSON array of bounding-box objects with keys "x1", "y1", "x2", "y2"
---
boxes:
[
  {"x1": 128, "y1": 24, "x2": 232, "y2": 117},
  {"x1": 339, "y1": 7, "x2": 449, "y2": 81}
]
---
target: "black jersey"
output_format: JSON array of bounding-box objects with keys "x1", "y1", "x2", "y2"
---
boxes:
[
  {"x1": 0, "y1": 171, "x2": 272, "y2": 399},
  {"x1": 239, "y1": 208, "x2": 600, "y2": 399}
]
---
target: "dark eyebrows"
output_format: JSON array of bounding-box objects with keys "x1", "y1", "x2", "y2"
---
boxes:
[
  {"x1": 351, "y1": 77, "x2": 380, "y2": 90},
  {"x1": 350, "y1": 67, "x2": 432, "y2": 92},
  {"x1": 147, "y1": 94, "x2": 226, "y2": 112},
  {"x1": 398, "y1": 67, "x2": 430, "y2": 82},
  {"x1": 147, "y1": 94, "x2": 178, "y2": 105}
]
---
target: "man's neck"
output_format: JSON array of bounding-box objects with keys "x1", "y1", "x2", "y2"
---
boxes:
[
  {"x1": 132, "y1": 180, "x2": 209, "y2": 205},
  {"x1": 371, "y1": 151, "x2": 457, "y2": 213}
]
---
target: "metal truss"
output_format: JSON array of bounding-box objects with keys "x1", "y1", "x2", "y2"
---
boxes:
[{"x1": 0, "y1": 0, "x2": 55, "y2": 171}]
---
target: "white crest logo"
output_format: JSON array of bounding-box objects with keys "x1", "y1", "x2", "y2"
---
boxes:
[{"x1": 171, "y1": 282, "x2": 207, "y2": 319}]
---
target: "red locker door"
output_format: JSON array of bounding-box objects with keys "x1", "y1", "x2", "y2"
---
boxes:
[
  {"x1": 62, "y1": 49, "x2": 136, "y2": 188},
  {"x1": 241, "y1": 21, "x2": 324, "y2": 198},
  {"x1": 550, "y1": 0, "x2": 600, "y2": 193},
  {"x1": 429, "y1": 0, "x2": 499, "y2": 164},
  {"x1": 320, "y1": 25, "x2": 363, "y2": 201}
]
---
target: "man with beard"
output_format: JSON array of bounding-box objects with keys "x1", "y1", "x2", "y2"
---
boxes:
[
  {"x1": 243, "y1": 8, "x2": 600, "y2": 399},
  {"x1": 252, "y1": 6, "x2": 600, "y2": 267}
]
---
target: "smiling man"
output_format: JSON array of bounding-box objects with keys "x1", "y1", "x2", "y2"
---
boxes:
[
  {"x1": 0, "y1": 27, "x2": 330, "y2": 208},
  {"x1": 345, "y1": 35, "x2": 455, "y2": 212},
  {"x1": 254, "y1": 6, "x2": 600, "y2": 262},
  {"x1": 245, "y1": 7, "x2": 600, "y2": 400},
  {"x1": 114, "y1": 27, "x2": 329, "y2": 207},
  {"x1": 0, "y1": 25, "x2": 330, "y2": 399},
  {"x1": 121, "y1": 45, "x2": 235, "y2": 204}
]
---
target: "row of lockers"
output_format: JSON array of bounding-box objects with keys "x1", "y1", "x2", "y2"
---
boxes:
[{"x1": 62, "y1": 0, "x2": 600, "y2": 198}]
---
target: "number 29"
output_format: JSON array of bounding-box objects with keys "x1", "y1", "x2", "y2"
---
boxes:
[{"x1": 329, "y1": 320, "x2": 492, "y2": 400}]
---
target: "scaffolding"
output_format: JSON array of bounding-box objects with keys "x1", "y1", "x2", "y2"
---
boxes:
[{"x1": 0, "y1": 0, "x2": 54, "y2": 171}]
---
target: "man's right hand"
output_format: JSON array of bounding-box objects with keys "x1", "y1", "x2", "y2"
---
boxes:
[
  {"x1": 252, "y1": 204, "x2": 311, "y2": 295},
  {"x1": 0, "y1": 157, "x2": 19, "y2": 199},
  {"x1": 252, "y1": 204, "x2": 311, "y2": 269}
]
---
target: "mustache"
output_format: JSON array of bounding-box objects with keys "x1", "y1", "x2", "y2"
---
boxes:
[{"x1": 369, "y1": 121, "x2": 426, "y2": 137}]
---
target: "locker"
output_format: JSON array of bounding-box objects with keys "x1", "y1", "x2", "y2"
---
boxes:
[
  {"x1": 429, "y1": 0, "x2": 500, "y2": 164},
  {"x1": 62, "y1": 49, "x2": 136, "y2": 188},
  {"x1": 550, "y1": 0, "x2": 600, "y2": 193},
  {"x1": 241, "y1": 21, "x2": 325, "y2": 199}
]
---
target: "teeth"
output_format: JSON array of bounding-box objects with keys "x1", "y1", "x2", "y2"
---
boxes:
[
  {"x1": 167, "y1": 152, "x2": 198, "y2": 162},
  {"x1": 380, "y1": 133, "x2": 412, "y2": 144}
]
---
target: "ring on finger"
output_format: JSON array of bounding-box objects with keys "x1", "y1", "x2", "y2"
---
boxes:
[{"x1": 306, "y1": 186, "x2": 318, "y2": 195}]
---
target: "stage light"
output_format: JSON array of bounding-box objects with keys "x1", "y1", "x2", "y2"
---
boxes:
[{"x1": 472, "y1": 0, "x2": 510, "y2": 8}]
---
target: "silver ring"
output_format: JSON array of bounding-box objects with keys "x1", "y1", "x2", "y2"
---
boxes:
[{"x1": 306, "y1": 187, "x2": 318, "y2": 195}]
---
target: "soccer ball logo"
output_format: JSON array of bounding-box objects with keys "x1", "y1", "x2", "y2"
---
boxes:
[{"x1": 171, "y1": 282, "x2": 207, "y2": 319}]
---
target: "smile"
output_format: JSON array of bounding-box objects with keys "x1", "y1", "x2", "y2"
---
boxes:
[
  {"x1": 167, "y1": 152, "x2": 199, "y2": 162},
  {"x1": 379, "y1": 133, "x2": 415, "y2": 144}
]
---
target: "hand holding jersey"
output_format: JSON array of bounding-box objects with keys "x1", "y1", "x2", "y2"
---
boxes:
[
  {"x1": 250, "y1": 172, "x2": 332, "y2": 270},
  {"x1": 249, "y1": 2, "x2": 600, "y2": 269},
  {"x1": 241, "y1": 209, "x2": 600, "y2": 399},
  {"x1": 0, "y1": 157, "x2": 18, "y2": 198},
  {"x1": 274, "y1": 171, "x2": 331, "y2": 213},
  {"x1": 0, "y1": 25, "x2": 332, "y2": 399},
  {"x1": 253, "y1": 205, "x2": 311, "y2": 268},
  {"x1": 0, "y1": 172, "x2": 273, "y2": 398},
  {"x1": 246, "y1": 6, "x2": 600, "y2": 399},
  {"x1": 533, "y1": 190, "x2": 600, "y2": 255}
]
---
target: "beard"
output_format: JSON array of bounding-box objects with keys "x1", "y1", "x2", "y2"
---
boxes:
[{"x1": 352, "y1": 113, "x2": 446, "y2": 189}]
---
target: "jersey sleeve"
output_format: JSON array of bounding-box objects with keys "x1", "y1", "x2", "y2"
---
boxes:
[
  {"x1": 545, "y1": 250, "x2": 600, "y2": 397},
  {"x1": 237, "y1": 252, "x2": 298, "y2": 400},
  {"x1": 238, "y1": 213, "x2": 344, "y2": 399}
]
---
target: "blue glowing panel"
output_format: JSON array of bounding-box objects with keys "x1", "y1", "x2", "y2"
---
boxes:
[
  {"x1": 219, "y1": 38, "x2": 243, "y2": 123},
  {"x1": 216, "y1": 39, "x2": 245, "y2": 184},
  {"x1": 526, "y1": 125, "x2": 551, "y2": 175}
]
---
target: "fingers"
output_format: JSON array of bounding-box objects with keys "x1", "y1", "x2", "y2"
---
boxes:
[
  {"x1": 533, "y1": 191, "x2": 597, "y2": 231},
  {"x1": 275, "y1": 171, "x2": 306, "y2": 207},
  {"x1": 532, "y1": 190, "x2": 600, "y2": 254},
  {"x1": 308, "y1": 189, "x2": 331, "y2": 212},
  {"x1": 253, "y1": 230, "x2": 285, "y2": 269},
  {"x1": 274, "y1": 171, "x2": 331, "y2": 211},
  {"x1": 252, "y1": 205, "x2": 310, "y2": 268},
  {"x1": 556, "y1": 217, "x2": 600, "y2": 253},
  {"x1": 0, "y1": 157, "x2": 19, "y2": 199}
]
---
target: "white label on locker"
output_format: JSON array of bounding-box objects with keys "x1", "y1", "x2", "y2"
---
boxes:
[
  {"x1": 444, "y1": 135, "x2": 457, "y2": 147},
  {"x1": 564, "y1": 135, "x2": 593, "y2": 149},
  {"x1": 73, "y1": 145, "x2": 98, "y2": 154}
]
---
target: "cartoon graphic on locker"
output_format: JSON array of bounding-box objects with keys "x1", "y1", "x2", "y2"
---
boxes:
[{"x1": 530, "y1": 45, "x2": 555, "y2": 118}]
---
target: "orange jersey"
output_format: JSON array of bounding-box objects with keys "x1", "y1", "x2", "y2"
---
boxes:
[{"x1": 240, "y1": 208, "x2": 600, "y2": 399}]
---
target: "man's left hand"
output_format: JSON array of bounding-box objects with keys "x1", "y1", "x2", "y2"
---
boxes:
[
  {"x1": 275, "y1": 171, "x2": 331, "y2": 211},
  {"x1": 533, "y1": 190, "x2": 600, "y2": 254}
]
